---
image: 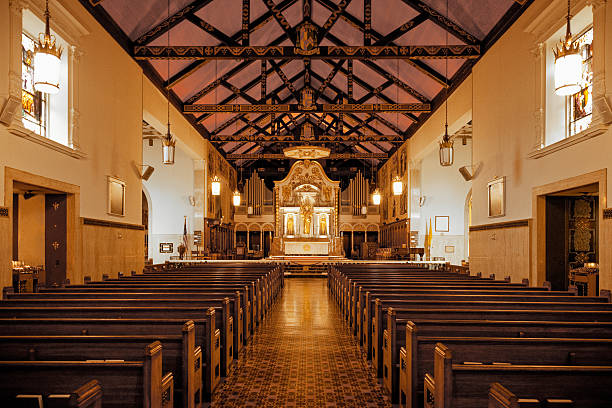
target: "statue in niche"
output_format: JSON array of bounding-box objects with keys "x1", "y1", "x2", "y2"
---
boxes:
[
  {"x1": 300, "y1": 199, "x2": 313, "y2": 236},
  {"x1": 287, "y1": 215, "x2": 295, "y2": 235},
  {"x1": 319, "y1": 215, "x2": 327, "y2": 236}
]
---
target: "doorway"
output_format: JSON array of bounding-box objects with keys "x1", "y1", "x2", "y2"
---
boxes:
[
  {"x1": 12, "y1": 181, "x2": 68, "y2": 286},
  {"x1": 545, "y1": 185, "x2": 599, "y2": 292},
  {"x1": 533, "y1": 170, "x2": 606, "y2": 290},
  {"x1": 6, "y1": 167, "x2": 80, "y2": 287}
]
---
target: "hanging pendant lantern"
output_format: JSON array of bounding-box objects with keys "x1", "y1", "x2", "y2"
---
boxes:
[
  {"x1": 554, "y1": 0, "x2": 582, "y2": 96},
  {"x1": 439, "y1": 124, "x2": 454, "y2": 167},
  {"x1": 372, "y1": 189, "x2": 382, "y2": 205},
  {"x1": 232, "y1": 190, "x2": 241, "y2": 206},
  {"x1": 162, "y1": 128, "x2": 176, "y2": 165},
  {"x1": 34, "y1": 0, "x2": 62, "y2": 94},
  {"x1": 392, "y1": 176, "x2": 403, "y2": 196},
  {"x1": 211, "y1": 176, "x2": 221, "y2": 196}
]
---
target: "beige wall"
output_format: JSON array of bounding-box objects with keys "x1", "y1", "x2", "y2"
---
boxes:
[
  {"x1": 469, "y1": 222, "x2": 531, "y2": 284},
  {"x1": 81, "y1": 220, "x2": 144, "y2": 282},
  {"x1": 0, "y1": 0, "x2": 237, "y2": 288},
  {"x1": 0, "y1": 0, "x2": 144, "y2": 286},
  {"x1": 381, "y1": 0, "x2": 612, "y2": 290},
  {"x1": 17, "y1": 194, "x2": 45, "y2": 266}
]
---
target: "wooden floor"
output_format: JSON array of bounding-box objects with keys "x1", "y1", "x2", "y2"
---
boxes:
[{"x1": 211, "y1": 279, "x2": 391, "y2": 407}]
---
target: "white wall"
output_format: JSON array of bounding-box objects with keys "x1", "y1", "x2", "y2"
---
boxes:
[
  {"x1": 143, "y1": 138, "x2": 197, "y2": 263},
  {"x1": 417, "y1": 139, "x2": 472, "y2": 264}
]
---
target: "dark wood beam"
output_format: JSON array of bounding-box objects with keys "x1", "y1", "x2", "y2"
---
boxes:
[
  {"x1": 363, "y1": 0, "x2": 371, "y2": 45},
  {"x1": 227, "y1": 152, "x2": 387, "y2": 160},
  {"x1": 303, "y1": 0, "x2": 312, "y2": 19},
  {"x1": 315, "y1": 60, "x2": 341, "y2": 101},
  {"x1": 242, "y1": 0, "x2": 250, "y2": 45},
  {"x1": 185, "y1": 102, "x2": 430, "y2": 114},
  {"x1": 399, "y1": 0, "x2": 480, "y2": 45},
  {"x1": 318, "y1": 0, "x2": 352, "y2": 41},
  {"x1": 133, "y1": 45, "x2": 480, "y2": 60},
  {"x1": 186, "y1": 15, "x2": 238, "y2": 46},
  {"x1": 134, "y1": 0, "x2": 214, "y2": 45},
  {"x1": 263, "y1": 0, "x2": 296, "y2": 44},
  {"x1": 373, "y1": 14, "x2": 427, "y2": 45}
]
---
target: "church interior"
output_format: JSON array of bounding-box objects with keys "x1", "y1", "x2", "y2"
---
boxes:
[{"x1": 1, "y1": 0, "x2": 612, "y2": 406}]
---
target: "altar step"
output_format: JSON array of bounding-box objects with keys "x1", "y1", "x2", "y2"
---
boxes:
[{"x1": 284, "y1": 263, "x2": 328, "y2": 278}]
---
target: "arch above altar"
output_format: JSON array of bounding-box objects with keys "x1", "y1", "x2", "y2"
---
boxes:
[{"x1": 271, "y1": 160, "x2": 343, "y2": 256}]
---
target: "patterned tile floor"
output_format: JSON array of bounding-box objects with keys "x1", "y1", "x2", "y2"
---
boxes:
[{"x1": 210, "y1": 278, "x2": 392, "y2": 407}]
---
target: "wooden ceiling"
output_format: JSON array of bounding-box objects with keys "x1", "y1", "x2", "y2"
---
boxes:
[{"x1": 81, "y1": 0, "x2": 532, "y2": 179}]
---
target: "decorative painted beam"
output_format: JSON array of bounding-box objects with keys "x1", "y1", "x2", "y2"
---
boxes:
[
  {"x1": 227, "y1": 152, "x2": 388, "y2": 160},
  {"x1": 210, "y1": 134, "x2": 404, "y2": 142},
  {"x1": 186, "y1": 15, "x2": 238, "y2": 46},
  {"x1": 242, "y1": 0, "x2": 250, "y2": 45},
  {"x1": 363, "y1": 0, "x2": 371, "y2": 45},
  {"x1": 185, "y1": 103, "x2": 430, "y2": 114},
  {"x1": 133, "y1": 45, "x2": 480, "y2": 60}
]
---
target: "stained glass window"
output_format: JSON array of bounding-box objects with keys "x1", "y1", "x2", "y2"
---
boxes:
[
  {"x1": 21, "y1": 33, "x2": 47, "y2": 136},
  {"x1": 568, "y1": 27, "x2": 593, "y2": 137}
]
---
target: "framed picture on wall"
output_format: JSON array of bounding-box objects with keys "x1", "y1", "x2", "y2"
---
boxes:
[
  {"x1": 488, "y1": 176, "x2": 506, "y2": 217},
  {"x1": 159, "y1": 243, "x2": 173, "y2": 253},
  {"x1": 107, "y1": 176, "x2": 126, "y2": 217},
  {"x1": 435, "y1": 216, "x2": 449, "y2": 232}
]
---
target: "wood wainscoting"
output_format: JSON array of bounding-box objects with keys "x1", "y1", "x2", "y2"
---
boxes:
[
  {"x1": 81, "y1": 218, "x2": 145, "y2": 283},
  {"x1": 469, "y1": 219, "x2": 531, "y2": 284}
]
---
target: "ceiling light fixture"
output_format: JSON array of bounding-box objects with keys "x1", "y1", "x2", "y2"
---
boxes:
[
  {"x1": 554, "y1": 0, "x2": 582, "y2": 96},
  {"x1": 162, "y1": 0, "x2": 175, "y2": 165},
  {"x1": 33, "y1": 0, "x2": 62, "y2": 94},
  {"x1": 439, "y1": 0, "x2": 454, "y2": 167}
]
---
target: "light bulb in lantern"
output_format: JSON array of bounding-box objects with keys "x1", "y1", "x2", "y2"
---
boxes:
[
  {"x1": 361, "y1": 205, "x2": 367, "y2": 215},
  {"x1": 554, "y1": 2, "x2": 582, "y2": 96},
  {"x1": 232, "y1": 190, "x2": 241, "y2": 206},
  {"x1": 162, "y1": 133, "x2": 176, "y2": 165},
  {"x1": 211, "y1": 176, "x2": 221, "y2": 196},
  {"x1": 439, "y1": 127, "x2": 454, "y2": 167},
  {"x1": 372, "y1": 189, "x2": 381, "y2": 205},
  {"x1": 392, "y1": 176, "x2": 403, "y2": 196},
  {"x1": 34, "y1": 1, "x2": 62, "y2": 94}
]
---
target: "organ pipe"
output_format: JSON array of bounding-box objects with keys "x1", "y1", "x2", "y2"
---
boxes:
[{"x1": 347, "y1": 170, "x2": 369, "y2": 216}]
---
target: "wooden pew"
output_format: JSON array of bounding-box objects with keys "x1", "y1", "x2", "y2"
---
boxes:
[
  {"x1": 427, "y1": 343, "x2": 612, "y2": 408},
  {"x1": 0, "y1": 323, "x2": 201, "y2": 408},
  {"x1": 380, "y1": 294, "x2": 609, "y2": 393},
  {"x1": 370, "y1": 298, "x2": 612, "y2": 377},
  {"x1": 489, "y1": 382, "x2": 575, "y2": 408},
  {"x1": 41, "y1": 284, "x2": 256, "y2": 340},
  {"x1": 9, "y1": 289, "x2": 249, "y2": 352},
  {"x1": 0, "y1": 297, "x2": 236, "y2": 377},
  {"x1": 398, "y1": 325, "x2": 612, "y2": 407},
  {"x1": 0, "y1": 341, "x2": 173, "y2": 408},
  {"x1": 9, "y1": 379, "x2": 102, "y2": 408},
  {"x1": 0, "y1": 316, "x2": 220, "y2": 401}
]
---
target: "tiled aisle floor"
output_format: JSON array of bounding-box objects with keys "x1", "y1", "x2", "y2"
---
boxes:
[{"x1": 211, "y1": 278, "x2": 392, "y2": 407}]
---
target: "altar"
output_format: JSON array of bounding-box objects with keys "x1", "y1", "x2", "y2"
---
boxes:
[{"x1": 271, "y1": 157, "x2": 343, "y2": 257}]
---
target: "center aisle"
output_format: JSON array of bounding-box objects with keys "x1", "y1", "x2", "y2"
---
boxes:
[{"x1": 211, "y1": 278, "x2": 392, "y2": 407}]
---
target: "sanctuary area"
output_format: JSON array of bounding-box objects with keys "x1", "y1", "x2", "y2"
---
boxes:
[{"x1": 1, "y1": 0, "x2": 612, "y2": 406}]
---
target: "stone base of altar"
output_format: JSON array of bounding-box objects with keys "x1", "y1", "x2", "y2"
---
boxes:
[
  {"x1": 284, "y1": 240, "x2": 329, "y2": 255},
  {"x1": 268, "y1": 255, "x2": 346, "y2": 266}
]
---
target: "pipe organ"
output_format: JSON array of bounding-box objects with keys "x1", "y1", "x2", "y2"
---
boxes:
[
  {"x1": 245, "y1": 170, "x2": 265, "y2": 216},
  {"x1": 347, "y1": 170, "x2": 369, "y2": 216}
]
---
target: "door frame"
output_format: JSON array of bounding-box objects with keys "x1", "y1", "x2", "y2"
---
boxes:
[
  {"x1": 5, "y1": 167, "x2": 80, "y2": 285},
  {"x1": 532, "y1": 169, "x2": 607, "y2": 288}
]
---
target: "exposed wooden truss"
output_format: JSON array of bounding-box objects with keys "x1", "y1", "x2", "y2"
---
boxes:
[
  {"x1": 227, "y1": 152, "x2": 388, "y2": 160},
  {"x1": 133, "y1": 45, "x2": 480, "y2": 60},
  {"x1": 184, "y1": 103, "x2": 430, "y2": 114}
]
